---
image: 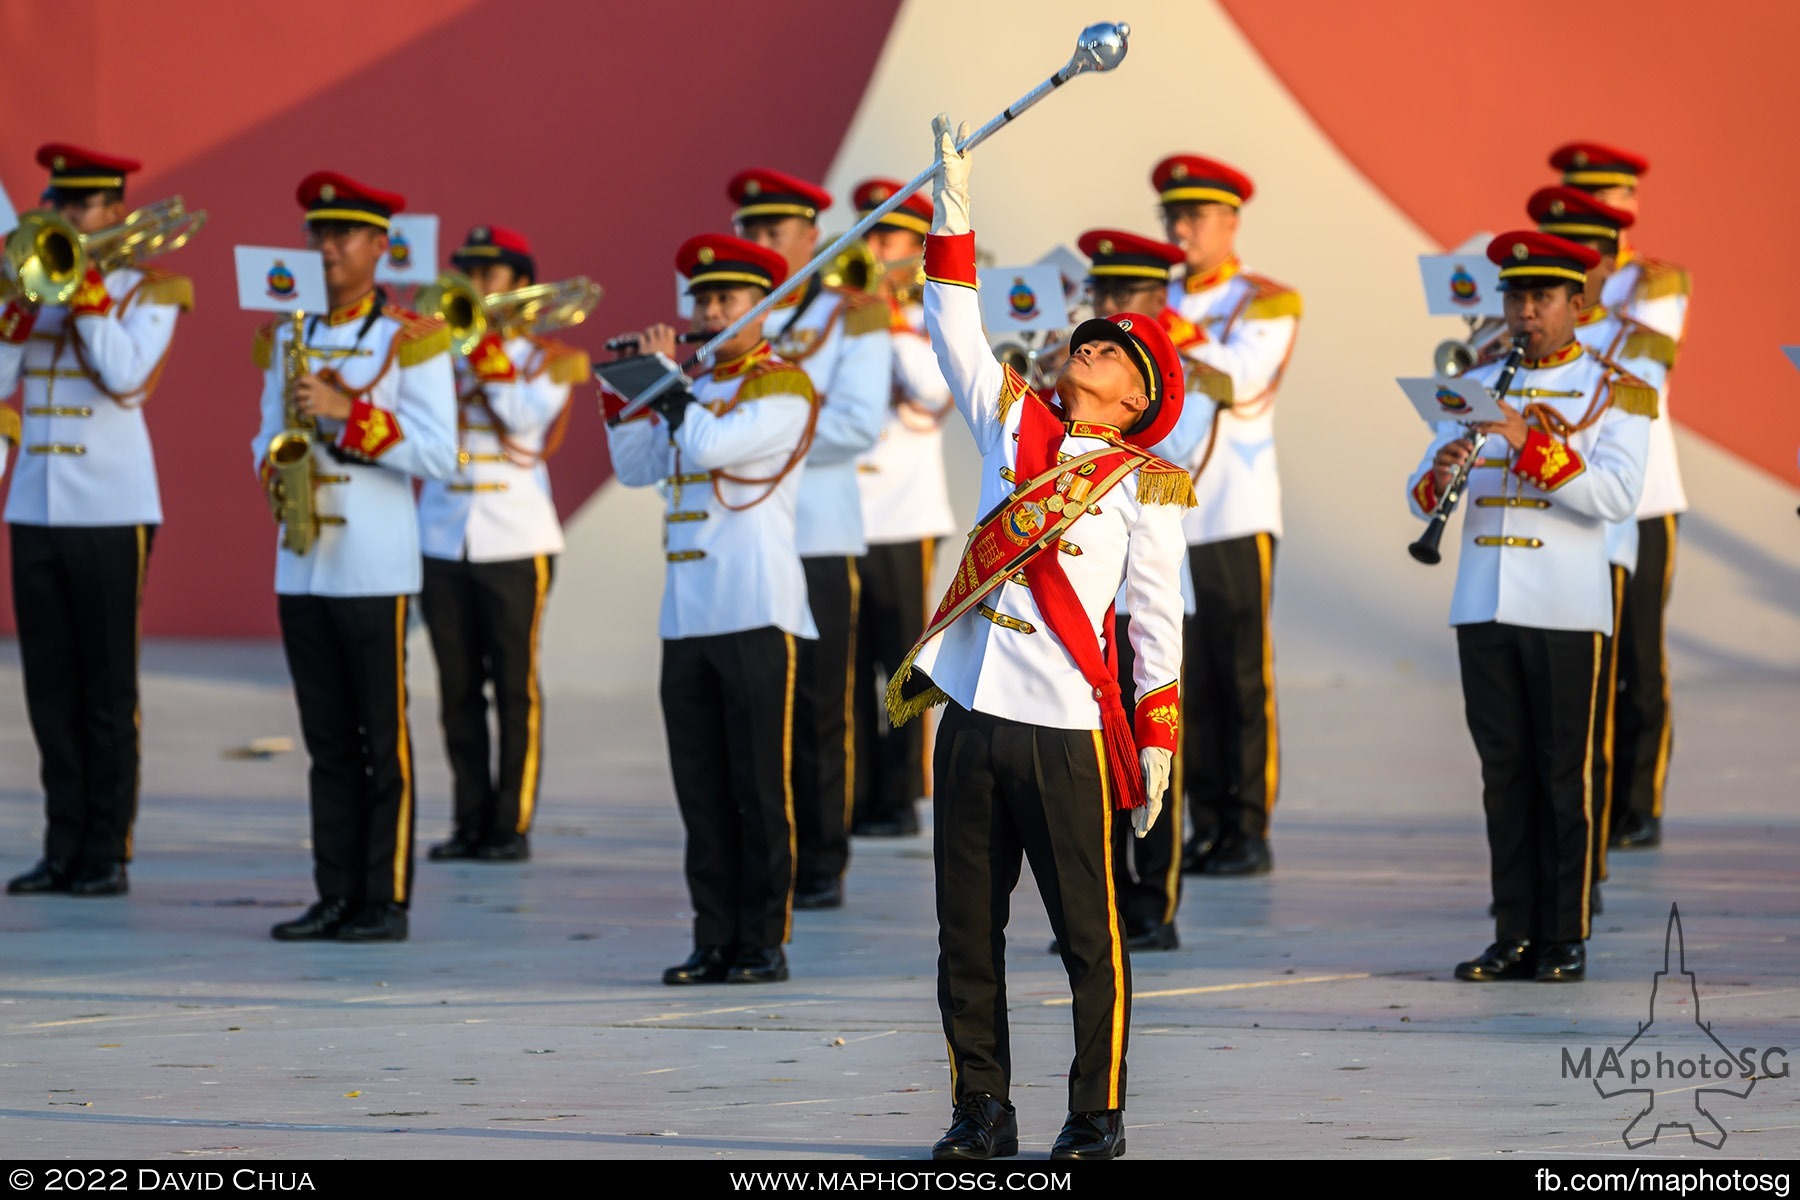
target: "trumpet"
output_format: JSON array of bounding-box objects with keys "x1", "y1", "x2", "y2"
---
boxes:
[
  {"x1": 1432, "y1": 316, "x2": 1508, "y2": 377},
  {"x1": 2, "y1": 196, "x2": 207, "y2": 306},
  {"x1": 415, "y1": 271, "x2": 603, "y2": 357}
]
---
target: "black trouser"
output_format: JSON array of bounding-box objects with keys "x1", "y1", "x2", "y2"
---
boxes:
[
  {"x1": 1592, "y1": 565, "x2": 1629, "y2": 884},
  {"x1": 11, "y1": 523, "x2": 154, "y2": 869},
  {"x1": 1112, "y1": 613, "x2": 1182, "y2": 933},
  {"x1": 934, "y1": 702, "x2": 1131, "y2": 1113},
  {"x1": 420, "y1": 554, "x2": 555, "y2": 844},
  {"x1": 794, "y1": 555, "x2": 859, "y2": 889},
  {"x1": 1613, "y1": 514, "x2": 1677, "y2": 824},
  {"x1": 1184, "y1": 533, "x2": 1278, "y2": 843},
  {"x1": 852, "y1": 539, "x2": 933, "y2": 828},
  {"x1": 1456, "y1": 621, "x2": 1600, "y2": 946},
  {"x1": 661, "y1": 627, "x2": 799, "y2": 950},
  {"x1": 278, "y1": 594, "x2": 417, "y2": 909}
]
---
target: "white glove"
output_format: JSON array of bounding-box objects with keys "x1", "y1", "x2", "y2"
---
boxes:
[
  {"x1": 1134, "y1": 747, "x2": 1172, "y2": 838},
  {"x1": 931, "y1": 113, "x2": 973, "y2": 236}
]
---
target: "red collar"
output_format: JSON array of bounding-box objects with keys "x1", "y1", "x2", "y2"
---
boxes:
[
  {"x1": 1066, "y1": 419, "x2": 1122, "y2": 441},
  {"x1": 1524, "y1": 341, "x2": 1584, "y2": 370},
  {"x1": 325, "y1": 291, "x2": 376, "y2": 326},
  {"x1": 712, "y1": 339, "x2": 773, "y2": 382},
  {"x1": 1183, "y1": 256, "x2": 1240, "y2": 295}
]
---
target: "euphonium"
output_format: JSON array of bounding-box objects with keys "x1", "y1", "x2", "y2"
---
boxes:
[
  {"x1": 265, "y1": 313, "x2": 321, "y2": 556},
  {"x1": 0, "y1": 197, "x2": 207, "y2": 306}
]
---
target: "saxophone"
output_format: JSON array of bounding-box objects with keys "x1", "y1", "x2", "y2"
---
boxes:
[{"x1": 265, "y1": 311, "x2": 321, "y2": 555}]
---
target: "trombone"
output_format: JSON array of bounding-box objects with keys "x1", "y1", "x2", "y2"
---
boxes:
[
  {"x1": 819, "y1": 239, "x2": 926, "y2": 304},
  {"x1": 1, "y1": 197, "x2": 207, "y2": 306},
  {"x1": 415, "y1": 271, "x2": 603, "y2": 357}
]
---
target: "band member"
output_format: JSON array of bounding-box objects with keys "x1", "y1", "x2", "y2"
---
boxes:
[
  {"x1": 728, "y1": 168, "x2": 892, "y2": 909},
  {"x1": 1152, "y1": 154, "x2": 1300, "y2": 877},
  {"x1": 849, "y1": 178, "x2": 953, "y2": 839},
  {"x1": 891, "y1": 116, "x2": 1192, "y2": 1161},
  {"x1": 1406, "y1": 232, "x2": 1653, "y2": 984},
  {"x1": 253, "y1": 172, "x2": 459, "y2": 943},
  {"x1": 419, "y1": 226, "x2": 587, "y2": 864},
  {"x1": 1526, "y1": 187, "x2": 1674, "y2": 899},
  {"x1": 1, "y1": 145, "x2": 191, "y2": 898},
  {"x1": 603, "y1": 234, "x2": 817, "y2": 986},
  {"x1": 1549, "y1": 143, "x2": 1688, "y2": 851}
]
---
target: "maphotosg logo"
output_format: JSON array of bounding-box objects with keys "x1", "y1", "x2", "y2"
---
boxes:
[{"x1": 1560, "y1": 904, "x2": 1788, "y2": 1149}]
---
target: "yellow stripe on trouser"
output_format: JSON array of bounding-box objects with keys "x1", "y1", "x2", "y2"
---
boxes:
[
  {"x1": 842, "y1": 558, "x2": 862, "y2": 835},
  {"x1": 1596, "y1": 566, "x2": 1627, "y2": 882},
  {"x1": 1579, "y1": 633, "x2": 1601, "y2": 939},
  {"x1": 920, "y1": 540, "x2": 935, "y2": 798},
  {"x1": 393, "y1": 597, "x2": 413, "y2": 903},
  {"x1": 127, "y1": 524, "x2": 147, "y2": 862},
  {"x1": 1650, "y1": 514, "x2": 1676, "y2": 817},
  {"x1": 516, "y1": 555, "x2": 551, "y2": 834},
  {"x1": 1092, "y1": 731, "x2": 1126, "y2": 1110},
  {"x1": 781, "y1": 632, "x2": 798, "y2": 942},
  {"x1": 1257, "y1": 532, "x2": 1279, "y2": 814},
  {"x1": 1164, "y1": 666, "x2": 1186, "y2": 926}
]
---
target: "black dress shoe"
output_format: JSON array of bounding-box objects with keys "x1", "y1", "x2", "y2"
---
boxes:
[
  {"x1": 271, "y1": 897, "x2": 356, "y2": 941},
  {"x1": 1181, "y1": 829, "x2": 1220, "y2": 874},
  {"x1": 475, "y1": 834, "x2": 530, "y2": 862},
  {"x1": 7, "y1": 859, "x2": 74, "y2": 895},
  {"x1": 1051, "y1": 1109, "x2": 1127, "y2": 1160},
  {"x1": 1609, "y1": 813, "x2": 1661, "y2": 849},
  {"x1": 1126, "y1": 923, "x2": 1179, "y2": 952},
  {"x1": 1200, "y1": 836, "x2": 1272, "y2": 876},
  {"x1": 337, "y1": 902, "x2": 409, "y2": 943},
  {"x1": 852, "y1": 811, "x2": 920, "y2": 837},
  {"x1": 69, "y1": 861, "x2": 129, "y2": 896},
  {"x1": 1454, "y1": 939, "x2": 1536, "y2": 981},
  {"x1": 726, "y1": 946, "x2": 789, "y2": 983},
  {"x1": 1535, "y1": 941, "x2": 1586, "y2": 982},
  {"x1": 931, "y1": 1093, "x2": 1018, "y2": 1161},
  {"x1": 427, "y1": 837, "x2": 482, "y2": 862},
  {"x1": 793, "y1": 879, "x2": 843, "y2": 910},
  {"x1": 663, "y1": 945, "x2": 734, "y2": 986}
]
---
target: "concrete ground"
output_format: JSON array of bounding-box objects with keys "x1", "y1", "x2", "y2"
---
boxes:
[{"x1": 1, "y1": 639, "x2": 1796, "y2": 1161}]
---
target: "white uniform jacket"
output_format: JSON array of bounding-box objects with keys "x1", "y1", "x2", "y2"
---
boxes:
[
  {"x1": 418, "y1": 334, "x2": 582, "y2": 562},
  {"x1": 1406, "y1": 341, "x2": 1654, "y2": 635},
  {"x1": 250, "y1": 298, "x2": 460, "y2": 597},
  {"x1": 0, "y1": 266, "x2": 185, "y2": 525},
  {"x1": 1602, "y1": 245, "x2": 1689, "y2": 520},
  {"x1": 605, "y1": 341, "x2": 818, "y2": 642},
  {"x1": 1156, "y1": 258, "x2": 1300, "y2": 545},
  {"x1": 913, "y1": 232, "x2": 1187, "y2": 732},
  {"x1": 767, "y1": 279, "x2": 892, "y2": 557},
  {"x1": 855, "y1": 300, "x2": 956, "y2": 545},
  {"x1": 1573, "y1": 307, "x2": 1673, "y2": 573}
]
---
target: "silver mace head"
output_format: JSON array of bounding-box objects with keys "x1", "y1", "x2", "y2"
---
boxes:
[{"x1": 1066, "y1": 21, "x2": 1131, "y2": 76}]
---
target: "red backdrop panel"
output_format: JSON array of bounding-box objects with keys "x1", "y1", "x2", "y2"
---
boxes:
[
  {"x1": 0, "y1": 1, "x2": 901, "y2": 635},
  {"x1": 1219, "y1": 0, "x2": 1800, "y2": 486}
]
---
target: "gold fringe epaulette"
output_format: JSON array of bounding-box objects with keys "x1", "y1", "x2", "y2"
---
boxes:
[
  {"x1": 135, "y1": 268, "x2": 194, "y2": 312},
  {"x1": 1635, "y1": 257, "x2": 1691, "y2": 301},
  {"x1": 1243, "y1": 274, "x2": 1303, "y2": 321},
  {"x1": 1621, "y1": 325, "x2": 1679, "y2": 370},
  {"x1": 1136, "y1": 456, "x2": 1198, "y2": 508},
  {"x1": 1187, "y1": 360, "x2": 1234, "y2": 406},
  {"x1": 997, "y1": 363, "x2": 1031, "y2": 424},
  {"x1": 0, "y1": 403, "x2": 19, "y2": 444},
  {"x1": 1599, "y1": 359, "x2": 1660, "y2": 420},
  {"x1": 528, "y1": 336, "x2": 592, "y2": 385},
  {"x1": 736, "y1": 363, "x2": 815, "y2": 404},
  {"x1": 252, "y1": 320, "x2": 278, "y2": 371},
  {"x1": 839, "y1": 291, "x2": 893, "y2": 337},
  {"x1": 385, "y1": 305, "x2": 450, "y2": 367}
]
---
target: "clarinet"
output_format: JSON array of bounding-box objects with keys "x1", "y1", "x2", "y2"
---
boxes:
[{"x1": 1409, "y1": 333, "x2": 1530, "y2": 566}]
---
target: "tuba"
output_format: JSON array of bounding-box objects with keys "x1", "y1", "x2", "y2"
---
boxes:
[
  {"x1": 415, "y1": 271, "x2": 602, "y2": 356},
  {"x1": 1, "y1": 197, "x2": 206, "y2": 306}
]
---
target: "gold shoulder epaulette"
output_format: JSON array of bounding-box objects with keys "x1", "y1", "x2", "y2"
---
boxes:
[
  {"x1": 1136, "y1": 455, "x2": 1198, "y2": 508},
  {"x1": 0, "y1": 403, "x2": 19, "y2": 444},
  {"x1": 841, "y1": 294, "x2": 892, "y2": 337},
  {"x1": 1635, "y1": 257, "x2": 1691, "y2": 301},
  {"x1": 385, "y1": 306, "x2": 450, "y2": 367},
  {"x1": 527, "y1": 336, "x2": 592, "y2": 385},
  {"x1": 737, "y1": 363, "x2": 815, "y2": 404},
  {"x1": 1186, "y1": 359, "x2": 1234, "y2": 406},
  {"x1": 252, "y1": 320, "x2": 278, "y2": 371},
  {"x1": 1243, "y1": 273, "x2": 1303, "y2": 321},
  {"x1": 997, "y1": 362, "x2": 1031, "y2": 424},
  {"x1": 1620, "y1": 321, "x2": 1678, "y2": 370},
  {"x1": 135, "y1": 267, "x2": 195, "y2": 312},
  {"x1": 1600, "y1": 360, "x2": 1660, "y2": 420}
]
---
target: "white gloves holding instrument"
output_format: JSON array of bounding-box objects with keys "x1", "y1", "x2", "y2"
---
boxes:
[
  {"x1": 1134, "y1": 747, "x2": 1171, "y2": 838},
  {"x1": 931, "y1": 113, "x2": 973, "y2": 236}
]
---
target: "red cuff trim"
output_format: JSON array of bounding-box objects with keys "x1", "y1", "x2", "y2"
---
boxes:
[
  {"x1": 69, "y1": 268, "x2": 112, "y2": 318},
  {"x1": 1512, "y1": 428, "x2": 1586, "y2": 492},
  {"x1": 1133, "y1": 681, "x2": 1181, "y2": 753},
  {"x1": 468, "y1": 333, "x2": 517, "y2": 382},
  {"x1": 1412, "y1": 471, "x2": 1440, "y2": 515},
  {"x1": 924, "y1": 232, "x2": 978, "y2": 288},
  {"x1": 0, "y1": 301, "x2": 37, "y2": 344},
  {"x1": 339, "y1": 398, "x2": 405, "y2": 459}
]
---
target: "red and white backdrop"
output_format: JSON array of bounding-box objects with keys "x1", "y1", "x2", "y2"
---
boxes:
[{"x1": 3, "y1": 0, "x2": 1796, "y2": 684}]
